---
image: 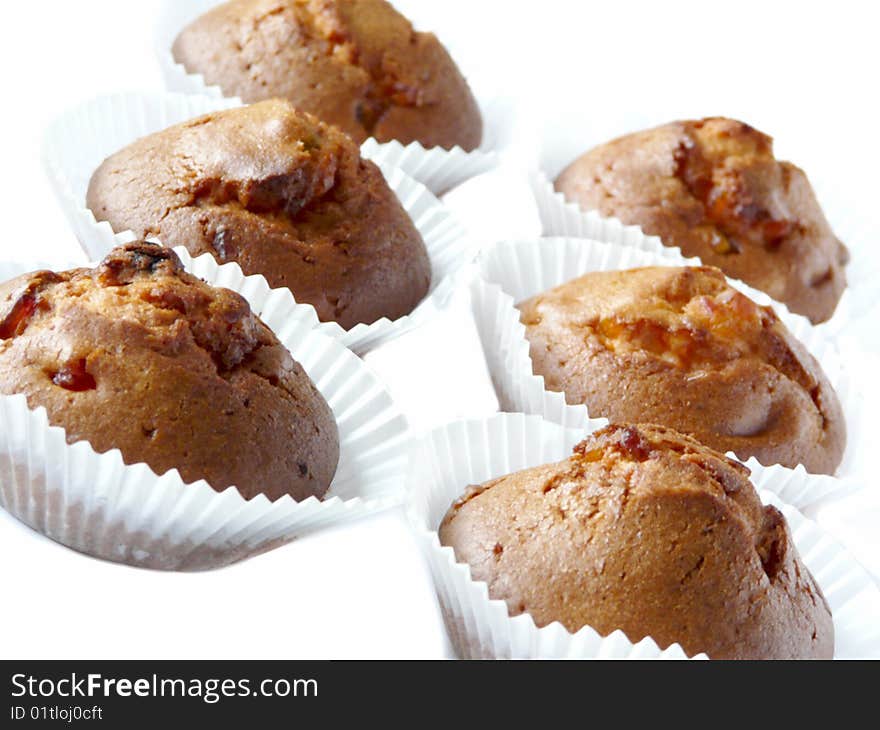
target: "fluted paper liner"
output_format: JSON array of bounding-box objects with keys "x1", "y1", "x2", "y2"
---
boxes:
[
  {"x1": 405, "y1": 413, "x2": 880, "y2": 659},
  {"x1": 152, "y1": 0, "x2": 500, "y2": 195},
  {"x1": 529, "y1": 170, "x2": 874, "y2": 335},
  {"x1": 42, "y1": 91, "x2": 477, "y2": 354},
  {"x1": 0, "y1": 256, "x2": 410, "y2": 570},
  {"x1": 471, "y1": 237, "x2": 865, "y2": 480}
]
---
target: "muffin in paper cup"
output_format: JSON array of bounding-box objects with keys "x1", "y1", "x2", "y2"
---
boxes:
[
  {"x1": 0, "y1": 258, "x2": 84, "y2": 283},
  {"x1": 0, "y1": 254, "x2": 410, "y2": 571},
  {"x1": 470, "y1": 236, "x2": 866, "y2": 480},
  {"x1": 41, "y1": 91, "x2": 477, "y2": 355},
  {"x1": 152, "y1": 0, "x2": 502, "y2": 195},
  {"x1": 405, "y1": 412, "x2": 880, "y2": 659}
]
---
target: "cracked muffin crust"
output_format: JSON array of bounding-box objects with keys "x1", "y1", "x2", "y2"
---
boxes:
[
  {"x1": 555, "y1": 118, "x2": 848, "y2": 323},
  {"x1": 0, "y1": 243, "x2": 339, "y2": 502},
  {"x1": 439, "y1": 423, "x2": 834, "y2": 659},
  {"x1": 519, "y1": 266, "x2": 845, "y2": 474},
  {"x1": 86, "y1": 99, "x2": 431, "y2": 329},
  {"x1": 172, "y1": 0, "x2": 483, "y2": 150}
]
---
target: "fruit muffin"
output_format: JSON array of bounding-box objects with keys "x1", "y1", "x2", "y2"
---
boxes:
[
  {"x1": 87, "y1": 99, "x2": 431, "y2": 329},
  {"x1": 0, "y1": 242, "x2": 339, "y2": 502},
  {"x1": 439, "y1": 423, "x2": 834, "y2": 659},
  {"x1": 555, "y1": 118, "x2": 848, "y2": 323},
  {"x1": 172, "y1": 0, "x2": 483, "y2": 150},
  {"x1": 518, "y1": 266, "x2": 845, "y2": 474}
]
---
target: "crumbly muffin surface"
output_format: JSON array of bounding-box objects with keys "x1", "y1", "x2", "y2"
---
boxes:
[
  {"x1": 0, "y1": 243, "x2": 339, "y2": 501},
  {"x1": 519, "y1": 266, "x2": 845, "y2": 474},
  {"x1": 555, "y1": 118, "x2": 848, "y2": 323},
  {"x1": 172, "y1": 0, "x2": 483, "y2": 150},
  {"x1": 439, "y1": 423, "x2": 834, "y2": 659},
  {"x1": 87, "y1": 99, "x2": 431, "y2": 328}
]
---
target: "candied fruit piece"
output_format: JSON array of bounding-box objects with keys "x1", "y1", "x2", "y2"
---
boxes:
[
  {"x1": 51, "y1": 359, "x2": 97, "y2": 392},
  {"x1": 0, "y1": 294, "x2": 38, "y2": 340}
]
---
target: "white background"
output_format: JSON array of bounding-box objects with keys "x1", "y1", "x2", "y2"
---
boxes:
[{"x1": 0, "y1": 0, "x2": 877, "y2": 658}]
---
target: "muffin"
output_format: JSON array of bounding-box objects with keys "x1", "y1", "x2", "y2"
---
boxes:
[
  {"x1": 172, "y1": 0, "x2": 483, "y2": 151},
  {"x1": 555, "y1": 118, "x2": 847, "y2": 323},
  {"x1": 519, "y1": 266, "x2": 845, "y2": 474},
  {"x1": 0, "y1": 242, "x2": 338, "y2": 502},
  {"x1": 439, "y1": 423, "x2": 834, "y2": 659},
  {"x1": 86, "y1": 99, "x2": 431, "y2": 329}
]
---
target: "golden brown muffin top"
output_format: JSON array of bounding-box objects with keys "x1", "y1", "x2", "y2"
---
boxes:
[
  {"x1": 173, "y1": 0, "x2": 483, "y2": 149},
  {"x1": 0, "y1": 242, "x2": 298, "y2": 403},
  {"x1": 440, "y1": 423, "x2": 833, "y2": 659},
  {"x1": 672, "y1": 118, "x2": 794, "y2": 254},
  {"x1": 448, "y1": 424, "x2": 762, "y2": 526},
  {"x1": 555, "y1": 117, "x2": 848, "y2": 323},
  {"x1": 248, "y1": 0, "x2": 433, "y2": 134},
  {"x1": 520, "y1": 266, "x2": 825, "y2": 403},
  {"x1": 87, "y1": 99, "x2": 430, "y2": 329}
]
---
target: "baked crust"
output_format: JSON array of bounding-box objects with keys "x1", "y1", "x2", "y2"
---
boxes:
[
  {"x1": 439, "y1": 423, "x2": 834, "y2": 659},
  {"x1": 172, "y1": 0, "x2": 483, "y2": 150},
  {"x1": 555, "y1": 118, "x2": 848, "y2": 323},
  {"x1": 519, "y1": 266, "x2": 845, "y2": 474},
  {"x1": 87, "y1": 99, "x2": 431, "y2": 328},
  {"x1": 0, "y1": 243, "x2": 339, "y2": 501}
]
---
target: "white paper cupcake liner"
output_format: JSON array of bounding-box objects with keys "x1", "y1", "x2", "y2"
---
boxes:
[
  {"x1": 153, "y1": 0, "x2": 501, "y2": 195},
  {"x1": 405, "y1": 413, "x2": 880, "y2": 659},
  {"x1": 42, "y1": 91, "x2": 477, "y2": 354},
  {"x1": 529, "y1": 170, "x2": 876, "y2": 336},
  {"x1": 471, "y1": 237, "x2": 866, "y2": 481},
  {"x1": 0, "y1": 256, "x2": 411, "y2": 571}
]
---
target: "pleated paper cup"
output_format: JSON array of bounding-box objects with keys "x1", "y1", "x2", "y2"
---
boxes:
[
  {"x1": 42, "y1": 91, "x2": 477, "y2": 354},
  {"x1": 471, "y1": 237, "x2": 866, "y2": 480},
  {"x1": 529, "y1": 170, "x2": 875, "y2": 334},
  {"x1": 405, "y1": 413, "x2": 880, "y2": 659},
  {"x1": 0, "y1": 258, "x2": 411, "y2": 572},
  {"x1": 153, "y1": 0, "x2": 501, "y2": 195}
]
